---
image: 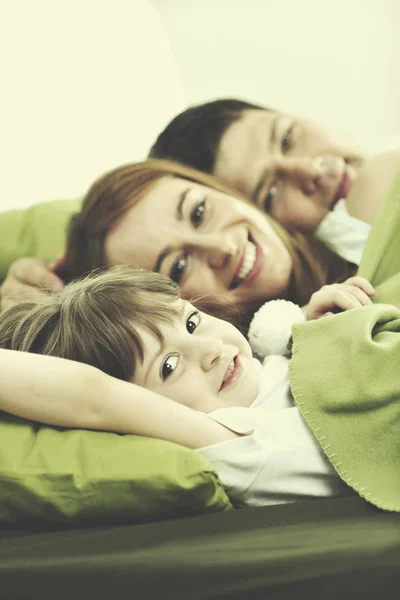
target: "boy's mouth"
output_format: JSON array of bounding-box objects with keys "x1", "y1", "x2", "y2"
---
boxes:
[{"x1": 219, "y1": 355, "x2": 242, "y2": 392}]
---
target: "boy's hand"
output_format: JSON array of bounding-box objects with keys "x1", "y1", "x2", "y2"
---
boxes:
[
  {"x1": 0, "y1": 257, "x2": 64, "y2": 312},
  {"x1": 302, "y1": 276, "x2": 375, "y2": 321}
]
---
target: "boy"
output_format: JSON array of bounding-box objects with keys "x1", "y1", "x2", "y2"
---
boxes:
[{"x1": 0, "y1": 267, "x2": 376, "y2": 507}]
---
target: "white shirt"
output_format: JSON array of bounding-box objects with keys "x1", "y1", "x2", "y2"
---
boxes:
[
  {"x1": 197, "y1": 356, "x2": 350, "y2": 508},
  {"x1": 315, "y1": 199, "x2": 371, "y2": 265},
  {"x1": 315, "y1": 139, "x2": 400, "y2": 265}
]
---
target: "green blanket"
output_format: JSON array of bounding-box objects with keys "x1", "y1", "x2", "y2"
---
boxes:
[
  {"x1": 0, "y1": 198, "x2": 81, "y2": 283},
  {"x1": 290, "y1": 169, "x2": 400, "y2": 512}
]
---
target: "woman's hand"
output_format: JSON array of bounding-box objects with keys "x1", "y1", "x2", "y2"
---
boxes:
[
  {"x1": 302, "y1": 276, "x2": 375, "y2": 320},
  {"x1": 0, "y1": 257, "x2": 64, "y2": 312}
]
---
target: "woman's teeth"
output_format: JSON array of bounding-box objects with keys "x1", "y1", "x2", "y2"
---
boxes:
[{"x1": 236, "y1": 241, "x2": 256, "y2": 283}]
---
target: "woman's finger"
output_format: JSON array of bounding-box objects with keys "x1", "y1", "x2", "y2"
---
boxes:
[
  {"x1": 12, "y1": 259, "x2": 63, "y2": 291},
  {"x1": 340, "y1": 284, "x2": 373, "y2": 306},
  {"x1": 330, "y1": 289, "x2": 362, "y2": 311},
  {"x1": 343, "y1": 276, "x2": 375, "y2": 296},
  {"x1": 1, "y1": 280, "x2": 48, "y2": 311}
]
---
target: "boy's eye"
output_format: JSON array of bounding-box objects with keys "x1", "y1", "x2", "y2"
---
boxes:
[
  {"x1": 170, "y1": 254, "x2": 188, "y2": 284},
  {"x1": 190, "y1": 199, "x2": 206, "y2": 228},
  {"x1": 161, "y1": 355, "x2": 179, "y2": 380},
  {"x1": 281, "y1": 125, "x2": 293, "y2": 152},
  {"x1": 263, "y1": 185, "x2": 277, "y2": 212},
  {"x1": 186, "y1": 311, "x2": 200, "y2": 334}
]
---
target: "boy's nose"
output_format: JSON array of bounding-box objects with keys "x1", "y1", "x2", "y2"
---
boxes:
[{"x1": 198, "y1": 337, "x2": 224, "y2": 372}]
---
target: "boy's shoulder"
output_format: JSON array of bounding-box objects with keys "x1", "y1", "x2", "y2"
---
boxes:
[{"x1": 251, "y1": 355, "x2": 291, "y2": 410}]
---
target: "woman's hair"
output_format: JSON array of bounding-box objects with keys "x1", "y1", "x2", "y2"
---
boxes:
[
  {"x1": 149, "y1": 98, "x2": 268, "y2": 173},
  {"x1": 0, "y1": 267, "x2": 182, "y2": 382},
  {"x1": 59, "y1": 158, "x2": 353, "y2": 312}
]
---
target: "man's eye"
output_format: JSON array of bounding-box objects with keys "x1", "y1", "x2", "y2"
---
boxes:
[
  {"x1": 161, "y1": 355, "x2": 179, "y2": 380},
  {"x1": 170, "y1": 254, "x2": 188, "y2": 284},
  {"x1": 263, "y1": 185, "x2": 277, "y2": 212},
  {"x1": 190, "y1": 199, "x2": 206, "y2": 228},
  {"x1": 281, "y1": 126, "x2": 293, "y2": 152},
  {"x1": 186, "y1": 311, "x2": 200, "y2": 334}
]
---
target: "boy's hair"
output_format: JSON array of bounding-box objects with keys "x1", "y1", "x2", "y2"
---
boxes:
[
  {"x1": 0, "y1": 267, "x2": 182, "y2": 382},
  {"x1": 149, "y1": 98, "x2": 268, "y2": 173}
]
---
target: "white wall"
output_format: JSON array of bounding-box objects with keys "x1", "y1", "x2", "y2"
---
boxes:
[
  {"x1": 152, "y1": 0, "x2": 400, "y2": 154},
  {"x1": 0, "y1": 0, "x2": 187, "y2": 210},
  {"x1": 2, "y1": 0, "x2": 398, "y2": 212}
]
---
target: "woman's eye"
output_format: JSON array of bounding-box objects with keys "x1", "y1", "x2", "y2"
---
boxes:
[
  {"x1": 170, "y1": 254, "x2": 188, "y2": 284},
  {"x1": 161, "y1": 355, "x2": 179, "y2": 381},
  {"x1": 281, "y1": 126, "x2": 293, "y2": 152},
  {"x1": 263, "y1": 185, "x2": 277, "y2": 212},
  {"x1": 186, "y1": 311, "x2": 200, "y2": 334},
  {"x1": 190, "y1": 199, "x2": 206, "y2": 228}
]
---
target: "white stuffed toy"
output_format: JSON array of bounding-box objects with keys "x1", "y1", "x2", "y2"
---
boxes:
[{"x1": 248, "y1": 299, "x2": 306, "y2": 359}]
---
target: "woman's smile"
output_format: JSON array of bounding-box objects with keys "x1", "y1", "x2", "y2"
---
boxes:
[{"x1": 230, "y1": 235, "x2": 263, "y2": 290}]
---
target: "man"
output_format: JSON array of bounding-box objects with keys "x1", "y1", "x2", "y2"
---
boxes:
[{"x1": 149, "y1": 98, "x2": 366, "y2": 233}]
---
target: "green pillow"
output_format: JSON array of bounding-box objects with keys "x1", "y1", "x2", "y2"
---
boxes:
[
  {"x1": 0, "y1": 412, "x2": 231, "y2": 528},
  {"x1": 0, "y1": 198, "x2": 81, "y2": 283}
]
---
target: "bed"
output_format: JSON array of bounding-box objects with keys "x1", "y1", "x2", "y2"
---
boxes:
[{"x1": 1, "y1": 496, "x2": 399, "y2": 599}]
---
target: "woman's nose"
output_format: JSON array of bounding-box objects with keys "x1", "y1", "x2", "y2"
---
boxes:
[
  {"x1": 187, "y1": 232, "x2": 238, "y2": 269},
  {"x1": 276, "y1": 156, "x2": 324, "y2": 194}
]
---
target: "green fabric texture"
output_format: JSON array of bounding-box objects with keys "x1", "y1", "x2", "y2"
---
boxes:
[
  {"x1": 0, "y1": 412, "x2": 231, "y2": 527},
  {"x1": 0, "y1": 198, "x2": 81, "y2": 283},
  {"x1": 289, "y1": 168, "x2": 400, "y2": 512}
]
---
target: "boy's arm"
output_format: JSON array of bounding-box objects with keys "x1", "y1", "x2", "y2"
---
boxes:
[{"x1": 0, "y1": 349, "x2": 237, "y2": 449}]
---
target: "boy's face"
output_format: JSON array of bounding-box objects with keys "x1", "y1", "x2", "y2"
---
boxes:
[{"x1": 132, "y1": 300, "x2": 261, "y2": 413}]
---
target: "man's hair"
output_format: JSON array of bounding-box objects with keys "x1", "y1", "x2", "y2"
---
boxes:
[
  {"x1": 149, "y1": 98, "x2": 267, "y2": 173},
  {"x1": 0, "y1": 267, "x2": 181, "y2": 382}
]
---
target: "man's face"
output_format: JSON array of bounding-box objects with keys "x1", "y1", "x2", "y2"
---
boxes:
[{"x1": 213, "y1": 109, "x2": 364, "y2": 232}]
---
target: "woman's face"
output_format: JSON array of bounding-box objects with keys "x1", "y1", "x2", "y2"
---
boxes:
[
  {"x1": 213, "y1": 109, "x2": 364, "y2": 232},
  {"x1": 105, "y1": 177, "x2": 293, "y2": 311}
]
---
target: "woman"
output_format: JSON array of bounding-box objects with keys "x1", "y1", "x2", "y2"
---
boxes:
[{"x1": 55, "y1": 159, "x2": 354, "y2": 324}]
